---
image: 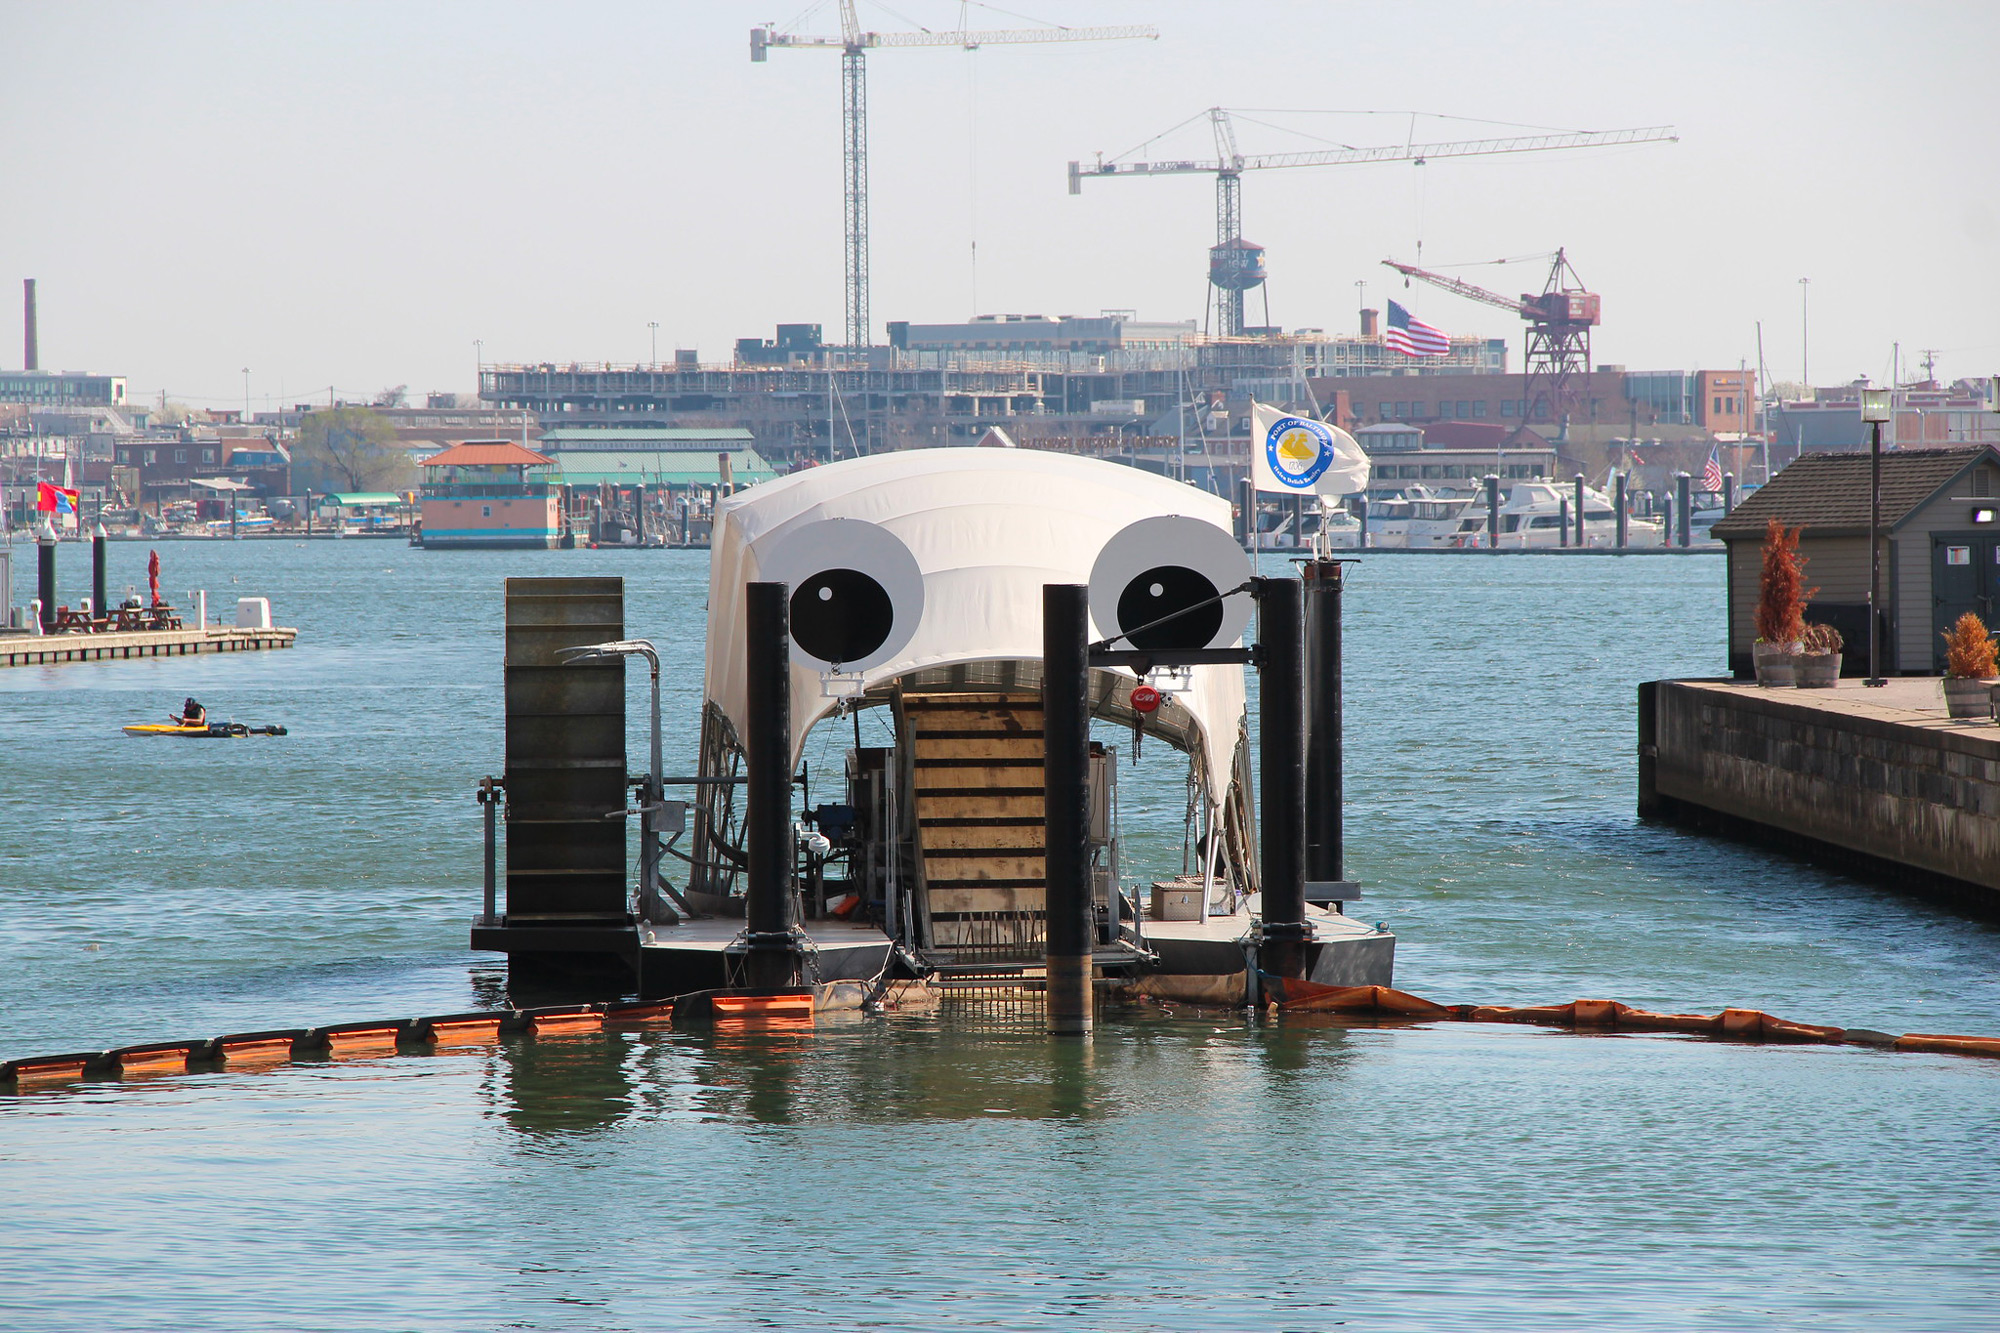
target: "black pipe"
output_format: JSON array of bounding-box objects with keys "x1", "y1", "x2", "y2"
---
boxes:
[
  {"x1": 1236, "y1": 475, "x2": 1255, "y2": 551},
  {"x1": 91, "y1": 523, "x2": 106, "y2": 616},
  {"x1": 1485, "y1": 474, "x2": 1500, "y2": 551},
  {"x1": 1615, "y1": 472, "x2": 1629, "y2": 550},
  {"x1": 1257, "y1": 575, "x2": 1308, "y2": 978},
  {"x1": 1354, "y1": 494, "x2": 1368, "y2": 550},
  {"x1": 1676, "y1": 472, "x2": 1692, "y2": 548},
  {"x1": 1558, "y1": 497, "x2": 1570, "y2": 548},
  {"x1": 1042, "y1": 583, "x2": 1093, "y2": 1034},
  {"x1": 37, "y1": 524, "x2": 56, "y2": 630},
  {"x1": 1302, "y1": 560, "x2": 1345, "y2": 898},
  {"x1": 1723, "y1": 472, "x2": 1735, "y2": 516},
  {"x1": 744, "y1": 580, "x2": 797, "y2": 989},
  {"x1": 1574, "y1": 474, "x2": 1586, "y2": 548}
]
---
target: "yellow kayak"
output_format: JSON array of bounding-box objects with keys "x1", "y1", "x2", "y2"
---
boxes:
[{"x1": 122, "y1": 722, "x2": 286, "y2": 737}]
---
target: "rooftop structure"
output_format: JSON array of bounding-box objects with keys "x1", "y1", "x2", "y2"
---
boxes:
[{"x1": 0, "y1": 370, "x2": 127, "y2": 408}]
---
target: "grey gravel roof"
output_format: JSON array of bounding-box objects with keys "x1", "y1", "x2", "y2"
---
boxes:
[{"x1": 1710, "y1": 446, "x2": 1997, "y2": 540}]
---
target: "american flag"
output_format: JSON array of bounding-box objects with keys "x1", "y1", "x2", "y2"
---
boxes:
[
  {"x1": 1384, "y1": 299, "x2": 1450, "y2": 357},
  {"x1": 1700, "y1": 446, "x2": 1724, "y2": 492}
]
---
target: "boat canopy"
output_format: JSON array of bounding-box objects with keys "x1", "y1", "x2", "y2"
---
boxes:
[{"x1": 702, "y1": 448, "x2": 1248, "y2": 804}]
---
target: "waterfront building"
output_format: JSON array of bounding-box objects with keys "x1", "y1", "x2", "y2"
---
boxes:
[
  {"x1": 0, "y1": 369, "x2": 127, "y2": 408},
  {"x1": 1353, "y1": 420, "x2": 1558, "y2": 502},
  {"x1": 1711, "y1": 445, "x2": 2000, "y2": 676},
  {"x1": 417, "y1": 439, "x2": 560, "y2": 549}
]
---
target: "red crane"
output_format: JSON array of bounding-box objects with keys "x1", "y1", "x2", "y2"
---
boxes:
[{"x1": 1384, "y1": 249, "x2": 1598, "y2": 442}]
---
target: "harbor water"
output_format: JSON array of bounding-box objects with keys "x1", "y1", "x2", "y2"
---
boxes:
[{"x1": 3, "y1": 541, "x2": 1997, "y2": 1330}]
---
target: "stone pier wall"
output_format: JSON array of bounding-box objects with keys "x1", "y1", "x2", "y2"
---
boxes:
[{"x1": 1639, "y1": 679, "x2": 2000, "y2": 912}]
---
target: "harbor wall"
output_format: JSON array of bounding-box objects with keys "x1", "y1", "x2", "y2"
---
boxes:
[{"x1": 1638, "y1": 679, "x2": 2000, "y2": 913}]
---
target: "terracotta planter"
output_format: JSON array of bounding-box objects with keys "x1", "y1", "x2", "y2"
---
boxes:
[
  {"x1": 1753, "y1": 641, "x2": 1798, "y2": 688},
  {"x1": 1942, "y1": 677, "x2": 1996, "y2": 719},
  {"x1": 1795, "y1": 651, "x2": 1840, "y2": 688}
]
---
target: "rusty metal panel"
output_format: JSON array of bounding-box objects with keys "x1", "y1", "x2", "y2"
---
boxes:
[{"x1": 503, "y1": 577, "x2": 628, "y2": 924}]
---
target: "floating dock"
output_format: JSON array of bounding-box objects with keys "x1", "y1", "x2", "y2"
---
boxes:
[
  {"x1": 0, "y1": 625, "x2": 298, "y2": 668},
  {"x1": 1640, "y1": 678, "x2": 2000, "y2": 913}
]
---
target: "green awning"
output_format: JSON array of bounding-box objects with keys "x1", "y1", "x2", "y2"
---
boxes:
[
  {"x1": 546, "y1": 450, "x2": 778, "y2": 488},
  {"x1": 320, "y1": 492, "x2": 409, "y2": 506}
]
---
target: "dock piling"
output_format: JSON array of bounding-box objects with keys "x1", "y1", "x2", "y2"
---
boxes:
[
  {"x1": 1615, "y1": 472, "x2": 1629, "y2": 549},
  {"x1": 1257, "y1": 576, "x2": 1309, "y2": 978},
  {"x1": 744, "y1": 581, "x2": 799, "y2": 989},
  {"x1": 1042, "y1": 583, "x2": 1093, "y2": 1035},
  {"x1": 1676, "y1": 472, "x2": 1692, "y2": 548},
  {"x1": 1574, "y1": 474, "x2": 1586, "y2": 547},
  {"x1": 36, "y1": 523, "x2": 55, "y2": 631},
  {"x1": 91, "y1": 524, "x2": 106, "y2": 616},
  {"x1": 1303, "y1": 560, "x2": 1355, "y2": 908},
  {"x1": 1484, "y1": 475, "x2": 1500, "y2": 551}
]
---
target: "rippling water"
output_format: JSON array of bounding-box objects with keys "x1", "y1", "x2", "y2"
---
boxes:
[{"x1": 3, "y1": 539, "x2": 1997, "y2": 1330}]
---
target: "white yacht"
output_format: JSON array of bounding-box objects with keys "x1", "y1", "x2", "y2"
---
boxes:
[
  {"x1": 1364, "y1": 485, "x2": 1479, "y2": 549},
  {"x1": 1453, "y1": 481, "x2": 1666, "y2": 549}
]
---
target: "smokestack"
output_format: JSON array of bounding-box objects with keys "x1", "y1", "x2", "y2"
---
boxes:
[
  {"x1": 23, "y1": 278, "x2": 38, "y2": 371},
  {"x1": 1359, "y1": 307, "x2": 1379, "y2": 339}
]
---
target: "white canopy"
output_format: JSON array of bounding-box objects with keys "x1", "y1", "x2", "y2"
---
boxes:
[{"x1": 702, "y1": 448, "x2": 1248, "y2": 803}]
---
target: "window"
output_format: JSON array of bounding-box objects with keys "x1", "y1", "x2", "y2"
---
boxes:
[
  {"x1": 1393, "y1": 402, "x2": 1407, "y2": 418},
  {"x1": 1456, "y1": 401, "x2": 1470, "y2": 417},
  {"x1": 118, "y1": 449, "x2": 130, "y2": 462},
  {"x1": 143, "y1": 449, "x2": 156, "y2": 465},
  {"x1": 482, "y1": 505, "x2": 492, "y2": 518},
  {"x1": 174, "y1": 449, "x2": 187, "y2": 463},
  {"x1": 1421, "y1": 465, "x2": 1442, "y2": 478},
  {"x1": 1975, "y1": 471, "x2": 1991, "y2": 498},
  {"x1": 1443, "y1": 465, "x2": 1463, "y2": 479},
  {"x1": 1947, "y1": 546, "x2": 1971, "y2": 566},
  {"x1": 1378, "y1": 403, "x2": 1392, "y2": 419},
  {"x1": 1472, "y1": 401, "x2": 1489, "y2": 418},
  {"x1": 1501, "y1": 401, "x2": 1517, "y2": 418},
  {"x1": 201, "y1": 448, "x2": 216, "y2": 462}
]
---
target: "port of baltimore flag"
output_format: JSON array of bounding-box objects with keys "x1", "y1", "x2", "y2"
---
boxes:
[
  {"x1": 36, "y1": 481, "x2": 80, "y2": 516},
  {"x1": 1250, "y1": 402, "x2": 1370, "y2": 497}
]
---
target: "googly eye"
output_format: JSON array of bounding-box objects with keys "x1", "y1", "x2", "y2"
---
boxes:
[
  {"x1": 1089, "y1": 515, "x2": 1253, "y2": 652},
  {"x1": 755, "y1": 517, "x2": 925, "y2": 671}
]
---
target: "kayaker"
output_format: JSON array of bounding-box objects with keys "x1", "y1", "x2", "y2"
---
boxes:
[{"x1": 173, "y1": 697, "x2": 207, "y2": 728}]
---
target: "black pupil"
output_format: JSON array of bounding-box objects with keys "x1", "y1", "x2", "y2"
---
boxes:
[
  {"x1": 790, "y1": 568, "x2": 894, "y2": 666},
  {"x1": 1117, "y1": 565, "x2": 1222, "y2": 651}
]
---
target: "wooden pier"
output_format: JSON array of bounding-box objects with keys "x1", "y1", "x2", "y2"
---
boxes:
[
  {"x1": 0, "y1": 625, "x2": 298, "y2": 668},
  {"x1": 1640, "y1": 677, "x2": 2000, "y2": 913}
]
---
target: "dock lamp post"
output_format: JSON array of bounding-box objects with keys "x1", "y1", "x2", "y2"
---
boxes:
[
  {"x1": 1861, "y1": 387, "x2": 1892, "y2": 686},
  {"x1": 558, "y1": 638, "x2": 670, "y2": 921}
]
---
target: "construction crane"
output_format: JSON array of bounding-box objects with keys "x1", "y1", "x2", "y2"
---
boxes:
[
  {"x1": 1069, "y1": 109, "x2": 1676, "y2": 337},
  {"x1": 1384, "y1": 250, "x2": 1598, "y2": 440},
  {"x1": 753, "y1": 4, "x2": 1157, "y2": 349}
]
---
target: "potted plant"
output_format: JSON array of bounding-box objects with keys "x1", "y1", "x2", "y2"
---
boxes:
[
  {"x1": 1752, "y1": 518, "x2": 1813, "y2": 687},
  {"x1": 1940, "y1": 612, "x2": 1999, "y2": 718},
  {"x1": 1797, "y1": 622, "x2": 1843, "y2": 688}
]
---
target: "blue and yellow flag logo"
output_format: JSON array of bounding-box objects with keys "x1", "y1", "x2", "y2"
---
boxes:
[{"x1": 1263, "y1": 416, "x2": 1336, "y2": 489}]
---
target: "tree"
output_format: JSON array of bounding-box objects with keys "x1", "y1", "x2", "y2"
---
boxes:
[
  {"x1": 292, "y1": 407, "x2": 415, "y2": 494},
  {"x1": 372, "y1": 384, "x2": 408, "y2": 408}
]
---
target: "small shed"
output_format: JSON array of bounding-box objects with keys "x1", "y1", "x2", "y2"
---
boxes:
[{"x1": 1711, "y1": 445, "x2": 2000, "y2": 676}]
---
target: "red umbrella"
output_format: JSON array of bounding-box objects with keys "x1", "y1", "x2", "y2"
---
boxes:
[{"x1": 147, "y1": 549, "x2": 161, "y2": 606}]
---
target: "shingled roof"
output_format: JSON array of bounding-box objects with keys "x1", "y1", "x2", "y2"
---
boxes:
[
  {"x1": 1710, "y1": 446, "x2": 1997, "y2": 540},
  {"x1": 420, "y1": 439, "x2": 554, "y2": 469}
]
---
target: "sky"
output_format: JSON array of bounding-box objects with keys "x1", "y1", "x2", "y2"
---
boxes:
[{"x1": 3, "y1": 0, "x2": 1996, "y2": 411}]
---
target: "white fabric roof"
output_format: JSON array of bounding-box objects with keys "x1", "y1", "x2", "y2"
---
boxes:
[{"x1": 701, "y1": 448, "x2": 1248, "y2": 803}]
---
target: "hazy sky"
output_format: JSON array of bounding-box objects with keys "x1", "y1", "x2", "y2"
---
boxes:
[{"x1": 4, "y1": 1, "x2": 1996, "y2": 410}]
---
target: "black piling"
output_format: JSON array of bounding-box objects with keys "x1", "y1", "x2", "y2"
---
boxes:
[
  {"x1": 1257, "y1": 576, "x2": 1308, "y2": 979},
  {"x1": 91, "y1": 523, "x2": 107, "y2": 617},
  {"x1": 1303, "y1": 560, "x2": 1352, "y2": 907},
  {"x1": 1574, "y1": 474, "x2": 1587, "y2": 547},
  {"x1": 1723, "y1": 472, "x2": 1736, "y2": 516},
  {"x1": 36, "y1": 523, "x2": 56, "y2": 630},
  {"x1": 1485, "y1": 474, "x2": 1500, "y2": 551},
  {"x1": 1676, "y1": 472, "x2": 1693, "y2": 548},
  {"x1": 744, "y1": 581, "x2": 798, "y2": 990},
  {"x1": 1236, "y1": 476, "x2": 1256, "y2": 551},
  {"x1": 1354, "y1": 494, "x2": 1369, "y2": 549},
  {"x1": 1558, "y1": 497, "x2": 1570, "y2": 548},
  {"x1": 1615, "y1": 472, "x2": 1629, "y2": 549},
  {"x1": 1042, "y1": 583, "x2": 1093, "y2": 1035}
]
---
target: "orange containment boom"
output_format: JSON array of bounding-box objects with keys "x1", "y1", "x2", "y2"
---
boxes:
[
  {"x1": 1261, "y1": 974, "x2": 1991, "y2": 1057},
  {"x1": 711, "y1": 993, "x2": 815, "y2": 1025}
]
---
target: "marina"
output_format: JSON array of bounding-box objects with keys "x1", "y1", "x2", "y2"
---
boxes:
[{"x1": 4, "y1": 540, "x2": 1998, "y2": 1330}]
